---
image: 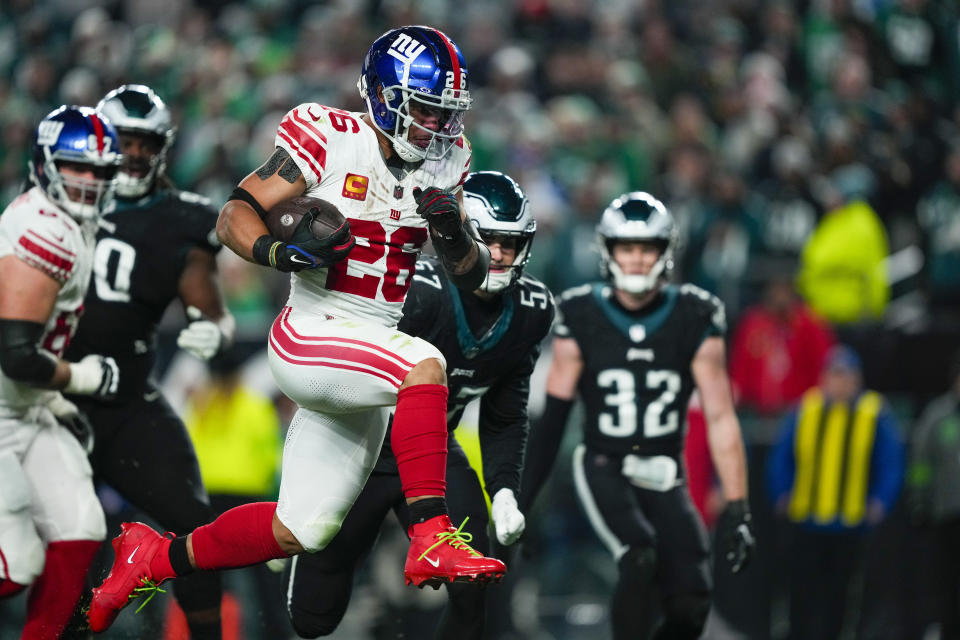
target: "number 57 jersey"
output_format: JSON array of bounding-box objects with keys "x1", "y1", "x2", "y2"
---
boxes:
[
  {"x1": 275, "y1": 103, "x2": 471, "y2": 327},
  {"x1": 556, "y1": 282, "x2": 726, "y2": 465}
]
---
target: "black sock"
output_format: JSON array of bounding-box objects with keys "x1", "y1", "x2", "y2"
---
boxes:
[
  {"x1": 408, "y1": 497, "x2": 448, "y2": 525},
  {"x1": 185, "y1": 619, "x2": 221, "y2": 640},
  {"x1": 168, "y1": 536, "x2": 195, "y2": 576}
]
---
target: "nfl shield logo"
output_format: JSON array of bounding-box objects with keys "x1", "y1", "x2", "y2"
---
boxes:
[
  {"x1": 629, "y1": 325, "x2": 646, "y2": 343},
  {"x1": 394, "y1": 184, "x2": 404, "y2": 199}
]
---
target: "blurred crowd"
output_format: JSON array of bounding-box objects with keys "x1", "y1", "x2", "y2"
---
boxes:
[
  {"x1": 2, "y1": 0, "x2": 960, "y2": 638},
  {"x1": 2, "y1": 0, "x2": 959, "y2": 328}
]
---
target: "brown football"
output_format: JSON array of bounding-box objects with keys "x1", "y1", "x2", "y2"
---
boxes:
[{"x1": 264, "y1": 196, "x2": 347, "y2": 243}]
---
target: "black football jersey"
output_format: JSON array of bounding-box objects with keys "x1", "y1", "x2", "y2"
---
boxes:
[
  {"x1": 557, "y1": 282, "x2": 725, "y2": 464},
  {"x1": 65, "y1": 190, "x2": 220, "y2": 398},
  {"x1": 375, "y1": 256, "x2": 555, "y2": 497}
]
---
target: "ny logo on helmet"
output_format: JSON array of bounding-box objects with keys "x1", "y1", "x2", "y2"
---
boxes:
[
  {"x1": 37, "y1": 121, "x2": 64, "y2": 146},
  {"x1": 388, "y1": 35, "x2": 427, "y2": 87}
]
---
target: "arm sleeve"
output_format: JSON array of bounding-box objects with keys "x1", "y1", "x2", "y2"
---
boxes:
[
  {"x1": 518, "y1": 393, "x2": 574, "y2": 513},
  {"x1": 766, "y1": 410, "x2": 799, "y2": 506},
  {"x1": 0, "y1": 319, "x2": 57, "y2": 386},
  {"x1": 478, "y1": 345, "x2": 539, "y2": 500},
  {"x1": 869, "y1": 408, "x2": 905, "y2": 512}
]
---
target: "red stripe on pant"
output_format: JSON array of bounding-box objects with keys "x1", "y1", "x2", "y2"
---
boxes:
[
  {"x1": 270, "y1": 320, "x2": 410, "y2": 383},
  {"x1": 22, "y1": 540, "x2": 100, "y2": 640},
  {"x1": 279, "y1": 307, "x2": 415, "y2": 367},
  {"x1": 392, "y1": 384, "x2": 449, "y2": 497}
]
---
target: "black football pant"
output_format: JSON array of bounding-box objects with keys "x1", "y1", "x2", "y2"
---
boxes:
[
  {"x1": 285, "y1": 445, "x2": 492, "y2": 639},
  {"x1": 573, "y1": 446, "x2": 712, "y2": 640},
  {"x1": 74, "y1": 387, "x2": 222, "y2": 617},
  {"x1": 786, "y1": 525, "x2": 863, "y2": 640}
]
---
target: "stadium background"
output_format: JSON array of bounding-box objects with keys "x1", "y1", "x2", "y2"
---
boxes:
[{"x1": 1, "y1": 0, "x2": 959, "y2": 638}]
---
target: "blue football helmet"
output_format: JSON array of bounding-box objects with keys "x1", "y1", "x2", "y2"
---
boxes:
[
  {"x1": 29, "y1": 106, "x2": 122, "y2": 220},
  {"x1": 596, "y1": 191, "x2": 677, "y2": 295},
  {"x1": 463, "y1": 171, "x2": 536, "y2": 293},
  {"x1": 358, "y1": 25, "x2": 472, "y2": 162}
]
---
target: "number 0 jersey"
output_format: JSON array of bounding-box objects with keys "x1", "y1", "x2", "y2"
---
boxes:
[
  {"x1": 0, "y1": 187, "x2": 96, "y2": 416},
  {"x1": 557, "y1": 282, "x2": 726, "y2": 465},
  {"x1": 65, "y1": 190, "x2": 220, "y2": 398},
  {"x1": 375, "y1": 257, "x2": 555, "y2": 496},
  {"x1": 274, "y1": 103, "x2": 471, "y2": 327}
]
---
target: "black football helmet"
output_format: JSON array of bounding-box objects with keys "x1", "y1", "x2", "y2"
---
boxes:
[
  {"x1": 96, "y1": 84, "x2": 175, "y2": 198},
  {"x1": 462, "y1": 171, "x2": 535, "y2": 293}
]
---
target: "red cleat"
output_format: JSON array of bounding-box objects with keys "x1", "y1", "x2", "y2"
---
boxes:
[
  {"x1": 404, "y1": 515, "x2": 506, "y2": 589},
  {"x1": 87, "y1": 522, "x2": 174, "y2": 632}
]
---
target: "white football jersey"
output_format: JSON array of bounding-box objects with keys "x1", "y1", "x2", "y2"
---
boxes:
[
  {"x1": 0, "y1": 187, "x2": 96, "y2": 416},
  {"x1": 275, "y1": 103, "x2": 471, "y2": 327}
]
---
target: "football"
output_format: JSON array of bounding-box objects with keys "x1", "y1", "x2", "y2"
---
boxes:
[{"x1": 264, "y1": 196, "x2": 347, "y2": 243}]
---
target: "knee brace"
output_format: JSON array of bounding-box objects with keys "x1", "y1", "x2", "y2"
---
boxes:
[
  {"x1": 656, "y1": 593, "x2": 710, "y2": 640},
  {"x1": 618, "y1": 545, "x2": 658, "y2": 592}
]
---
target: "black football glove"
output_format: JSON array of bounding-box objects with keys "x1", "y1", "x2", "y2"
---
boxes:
[
  {"x1": 292, "y1": 207, "x2": 355, "y2": 263},
  {"x1": 255, "y1": 208, "x2": 355, "y2": 273},
  {"x1": 413, "y1": 186, "x2": 463, "y2": 240},
  {"x1": 47, "y1": 393, "x2": 94, "y2": 455},
  {"x1": 717, "y1": 499, "x2": 756, "y2": 574}
]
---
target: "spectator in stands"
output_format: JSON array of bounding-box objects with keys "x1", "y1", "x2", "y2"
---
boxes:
[
  {"x1": 768, "y1": 345, "x2": 904, "y2": 640},
  {"x1": 917, "y1": 144, "x2": 960, "y2": 312}
]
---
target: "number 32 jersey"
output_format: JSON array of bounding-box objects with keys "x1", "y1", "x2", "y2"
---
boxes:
[
  {"x1": 274, "y1": 103, "x2": 471, "y2": 327},
  {"x1": 556, "y1": 282, "x2": 726, "y2": 463}
]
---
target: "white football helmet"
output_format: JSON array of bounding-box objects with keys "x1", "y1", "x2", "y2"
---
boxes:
[
  {"x1": 597, "y1": 191, "x2": 677, "y2": 295},
  {"x1": 96, "y1": 84, "x2": 175, "y2": 198}
]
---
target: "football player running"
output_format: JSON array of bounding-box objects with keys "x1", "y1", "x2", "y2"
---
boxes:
[
  {"x1": 285, "y1": 171, "x2": 552, "y2": 639},
  {"x1": 521, "y1": 192, "x2": 755, "y2": 640},
  {"x1": 89, "y1": 26, "x2": 504, "y2": 632},
  {"x1": 64, "y1": 85, "x2": 232, "y2": 639},
  {"x1": 0, "y1": 107, "x2": 121, "y2": 638}
]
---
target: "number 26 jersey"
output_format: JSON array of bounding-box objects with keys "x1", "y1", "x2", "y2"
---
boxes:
[
  {"x1": 274, "y1": 103, "x2": 471, "y2": 327},
  {"x1": 556, "y1": 282, "x2": 726, "y2": 462}
]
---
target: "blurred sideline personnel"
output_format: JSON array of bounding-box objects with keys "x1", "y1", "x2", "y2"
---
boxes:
[
  {"x1": 768, "y1": 345, "x2": 902, "y2": 640},
  {"x1": 0, "y1": 107, "x2": 121, "y2": 638},
  {"x1": 89, "y1": 25, "x2": 505, "y2": 632},
  {"x1": 908, "y1": 350, "x2": 960, "y2": 638},
  {"x1": 522, "y1": 192, "x2": 755, "y2": 640},
  {"x1": 286, "y1": 171, "x2": 553, "y2": 639},
  {"x1": 65, "y1": 85, "x2": 233, "y2": 639},
  {"x1": 183, "y1": 348, "x2": 285, "y2": 638}
]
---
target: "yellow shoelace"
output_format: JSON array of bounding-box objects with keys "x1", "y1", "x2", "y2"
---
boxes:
[
  {"x1": 418, "y1": 516, "x2": 483, "y2": 560},
  {"x1": 130, "y1": 577, "x2": 166, "y2": 613}
]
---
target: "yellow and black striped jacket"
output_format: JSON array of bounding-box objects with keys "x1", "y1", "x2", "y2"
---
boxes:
[{"x1": 768, "y1": 388, "x2": 903, "y2": 530}]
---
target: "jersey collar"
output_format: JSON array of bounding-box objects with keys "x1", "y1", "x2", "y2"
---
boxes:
[{"x1": 447, "y1": 286, "x2": 515, "y2": 359}]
